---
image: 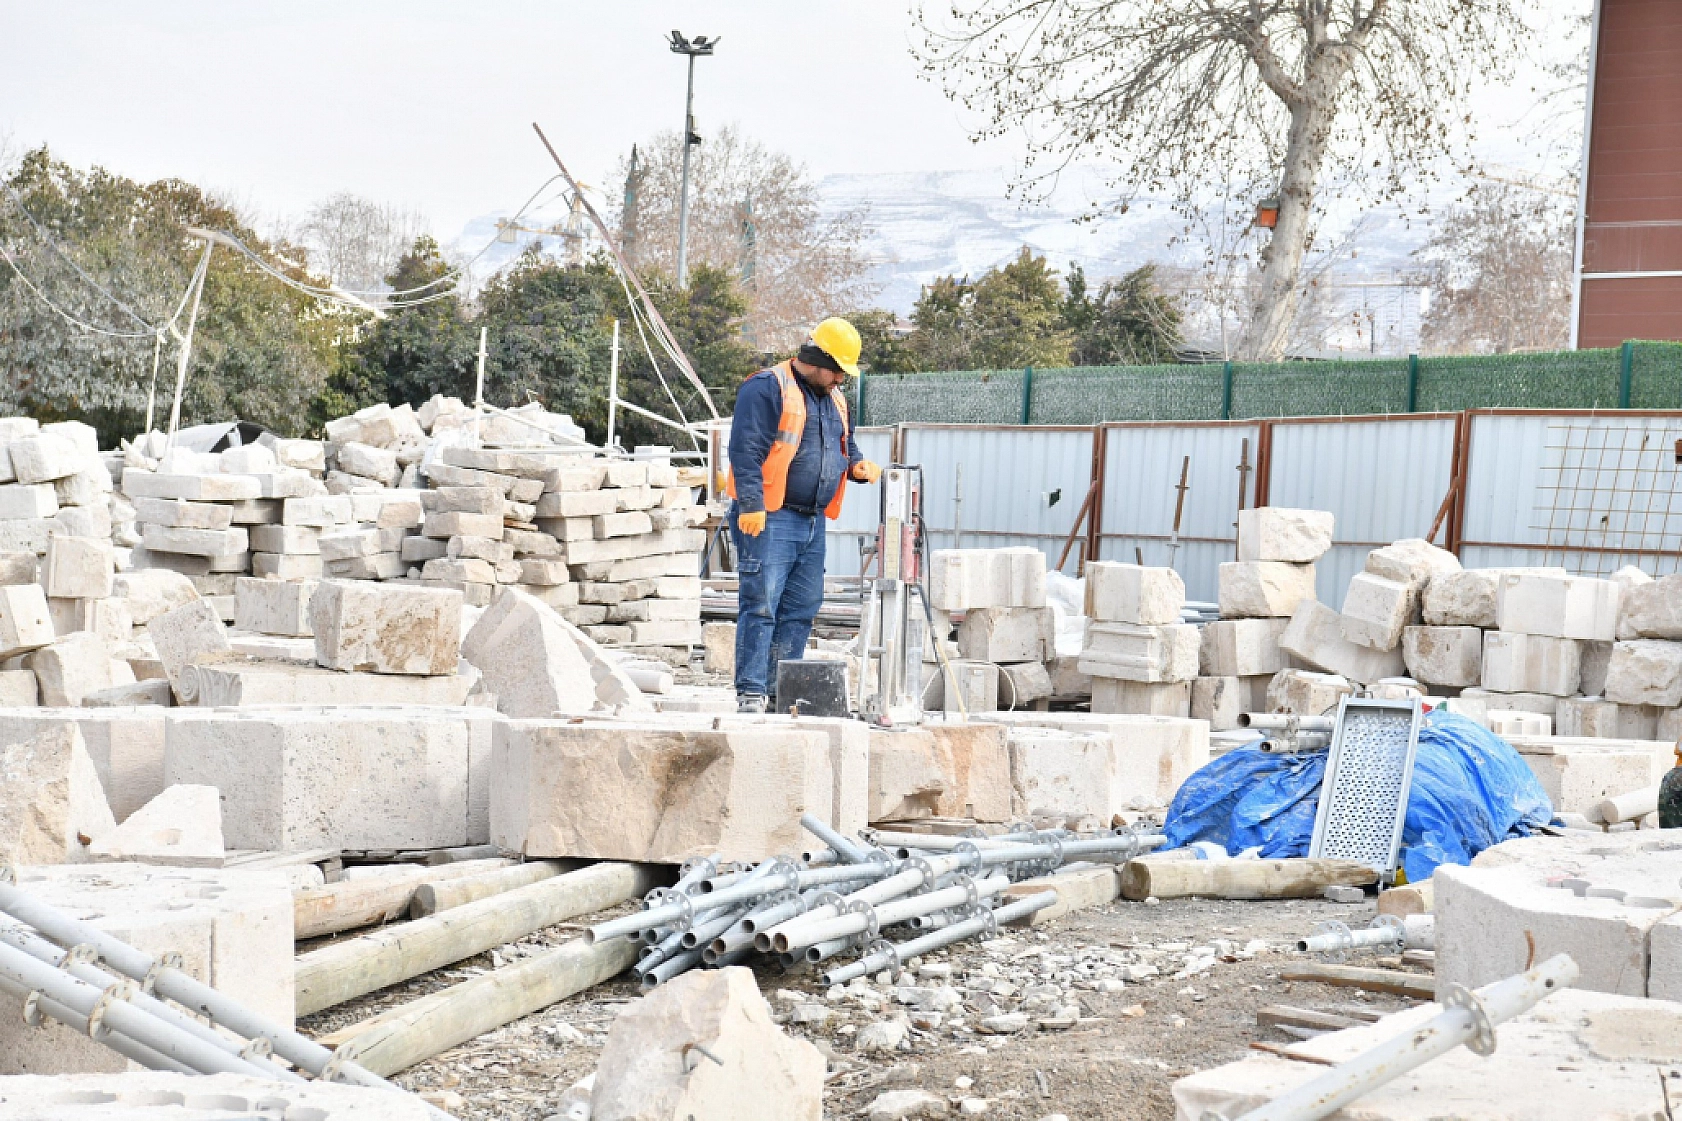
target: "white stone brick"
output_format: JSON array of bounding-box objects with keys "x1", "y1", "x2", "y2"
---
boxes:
[
  {"x1": 310, "y1": 579, "x2": 461, "y2": 675},
  {"x1": 1278, "y1": 599, "x2": 1407, "y2": 684},
  {"x1": 1618, "y1": 573, "x2": 1682, "y2": 639},
  {"x1": 1197, "y1": 617, "x2": 1288, "y2": 677},
  {"x1": 1338, "y1": 572, "x2": 1413, "y2": 651},
  {"x1": 111, "y1": 568, "x2": 197, "y2": 626},
  {"x1": 1604, "y1": 639, "x2": 1682, "y2": 707},
  {"x1": 247, "y1": 523, "x2": 320, "y2": 554},
  {"x1": 1496, "y1": 572, "x2": 1620, "y2": 642},
  {"x1": 233, "y1": 576, "x2": 317, "y2": 636},
  {"x1": 956, "y1": 605, "x2": 1054, "y2": 663},
  {"x1": 1078, "y1": 621, "x2": 1200, "y2": 683},
  {"x1": 1089, "y1": 678, "x2": 1191, "y2": 717},
  {"x1": 928, "y1": 548, "x2": 1046, "y2": 610},
  {"x1": 1265, "y1": 668, "x2": 1353, "y2": 715},
  {"x1": 281, "y1": 494, "x2": 353, "y2": 527},
  {"x1": 1401, "y1": 625, "x2": 1483, "y2": 686},
  {"x1": 141, "y1": 523, "x2": 248, "y2": 558},
  {"x1": 0, "y1": 583, "x2": 54, "y2": 658},
  {"x1": 1481, "y1": 631, "x2": 1581, "y2": 696},
  {"x1": 9, "y1": 432, "x2": 81, "y2": 484},
  {"x1": 122, "y1": 468, "x2": 261, "y2": 502},
  {"x1": 1363, "y1": 537, "x2": 1461, "y2": 588},
  {"x1": 1555, "y1": 696, "x2": 1659, "y2": 741},
  {"x1": 40, "y1": 535, "x2": 113, "y2": 599},
  {"x1": 0, "y1": 721, "x2": 113, "y2": 865},
  {"x1": 1191, "y1": 675, "x2": 1242, "y2": 730},
  {"x1": 0, "y1": 482, "x2": 57, "y2": 520},
  {"x1": 1083, "y1": 562, "x2": 1185, "y2": 624},
  {"x1": 1237, "y1": 506, "x2": 1334, "y2": 563},
  {"x1": 252, "y1": 552, "x2": 323, "y2": 579},
  {"x1": 335, "y1": 441, "x2": 400, "y2": 486},
  {"x1": 1218, "y1": 561, "x2": 1316, "y2": 618}
]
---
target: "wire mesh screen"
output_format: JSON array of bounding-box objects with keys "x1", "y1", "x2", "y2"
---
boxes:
[
  {"x1": 1531, "y1": 420, "x2": 1682, "y2": 576},
  {"x1": 1230, "y1": 358, "x2": 1411, "y2": 418},
  {"x1": 1030, "y1": 365, "x2": 1225, "y2": 423},
  {"x1": 1415, "y1": 350, "x2": 1622, "y2": 412},
  {"x1": 860, "y1": 369, "x2": 1024, "y2": 426}
]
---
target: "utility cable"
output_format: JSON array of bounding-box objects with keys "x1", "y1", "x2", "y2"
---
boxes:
[
  {"x1": 2, "y1": 185, "x2": 156, "y2": 330},
  {"x1": 0, "y1": 238, "x2": 163, "y2": 339}
]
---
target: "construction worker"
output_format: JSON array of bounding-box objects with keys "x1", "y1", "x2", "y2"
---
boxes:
[{"x1": 726, "y1": 317, "x2": 881, "y2": 713}]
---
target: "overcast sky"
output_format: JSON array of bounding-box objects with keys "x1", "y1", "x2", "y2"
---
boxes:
[{"x1": 1, "y1": 1, "x2": 1589, "y2": 243}]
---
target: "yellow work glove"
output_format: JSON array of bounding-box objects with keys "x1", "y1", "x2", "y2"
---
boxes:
[
  {"x1": 738, "y1": 510, "x2": 767, "y2": 536},
  {"x1": 850, "y1": 460, "x2": 882, "y2": 484}
]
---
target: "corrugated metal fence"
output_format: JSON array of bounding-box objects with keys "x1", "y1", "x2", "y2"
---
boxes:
[{"x1": 818, "y1": 409, "x2": 1682, "y2": 599}]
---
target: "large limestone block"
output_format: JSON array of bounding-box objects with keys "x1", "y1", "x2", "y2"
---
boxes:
[
  {"x1": 1363, "y1": 537, "x2": 1461, "y2": 588},
  {"x1": 1556, "y1": 696, "x2": 1660, "y2": 741},
  {"x1": 1482, "y1": 631, "x2": 1581, "y2": 696},
  {"x1": 955, "y1": 605, "x2": 1054, "y2": 663},
  {"x1": 1078, "y1": 621, "x2": 1199, "y2": 683},
  {"x1": 0, "y1": 708, "x2": 169, "y2": 822},
  {"x1": 111, "y1": 568, "x2": 198, "y2": 625},
  {"x1": 463, "y1": 587, "x2": 651, "y2": 716},
  {"x1": 1008, "y1": 727, "x2": 1125, "y2": 818},
  {"x1": 9, "y1": 432, "x2": 81, "y2": 484},
  {"x1": 1191, "y1": 675, "x2": 1242, "y2": 730},
  {"x1": 1266, "y1": 668, "x2": 1353, "y2": 715},
  {"x1": 0, "y1": 669, "x2": 37, "y2": 706},
  {"x1": 1507, "y1": 739, "x2": 1660, "y2": 814},
  {"x1": 27, "y1": 631, "x2": 121, "y2": 706},
  {"x1": 1084, "y1": 562, "x2": 1185, "y2": 624},
  {"x1": 310, "y1": 579, "x2": 461, "y2": 675},
  {"x1": 1497, "y1": 572, "x2": 1620, "y2": 642},
  {"x1": 0, "y1": 583, "x2": 54, "y2": 658},
  {"x1": 0, "y1": 865, "x2": 294, "y2": 1075},
  {"x1": 0, "y1": 481, "x2": 58, "y2": 519},
  {"x1": 0, "y1": 723, "x2": 115, "y2": 865},
  {"x1": 928, "y1": 547, "x2": 1046, "y2": 611},
  {"x1": 1217, "y1": 561, "x2": 1315, "y2": 618},
  {"x1": 1278, "y1": 599, "x2": 1406, "y2": 684},
  {"x1": 1338, "y1": 572, "x2": 1413, "y2": 651},
  {"x1": 866, "y1": 722, "x2": 1011, "y2": 823},
  {"x1": 335, "y1": 441, "x2": 400, "y2": 486},
  {"x1": 989, "y1": 712, "x2": 1207, "y2": 813},
  {"x1": 1422, "y1": 570, "x2": 1498, "y2": 627},
  {"x1": 233, "y1": 576, "x2": 316, "y2": 637},
  {"x1": 1618, "y1": 573, "x2": 1682, "y2": 639},
  {"x1": 88, "y1": 783, "x2": 224, "y2": 867},
  {"x1": 492, "y1": 720, "x2": 837, "y2": 861},
  {"x1": 1199, "y1": 617, "x2": 1288, "y2": 677},
  {"x1": 148, "y1": 598, "x2": 232, "y2": 700},
  {"x1": 1089, "y1": 677, "x2": 1191, "y2": 717},
  {"x1": 1401, "y1": 625, "x2": 1483, "y2": 686},
  {"x1": 591, "y1": 967, "x2": 824, "y2": 1121},
  {"x1": 1236, "y1": 506, "x2": 1333, "y2": 563},
  {"x1": 184, "y1": 660, "x2": 476, "y2": 708},
  {"x1": 1604, "y1": 639, "x2": 1682, "y2": 707},
  {"x1": 165, "y1": 707, "x2": 475, "y2": 851}
]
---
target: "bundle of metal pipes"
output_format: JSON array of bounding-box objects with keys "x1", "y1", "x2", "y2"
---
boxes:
[
  {"x1": 585, "y1": 814, "x2": 1167, "y2": 990},
  {"x1": 0, "y1": 877, "x2": 455, "y2": 1119}
]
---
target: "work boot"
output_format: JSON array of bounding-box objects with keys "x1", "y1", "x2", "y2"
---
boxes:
[{"x1": 737, "y1": 693, "x2": 768, "y2": 715}]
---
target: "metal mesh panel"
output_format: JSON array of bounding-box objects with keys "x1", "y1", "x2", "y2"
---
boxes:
[
  {"x1": 1029, "y1": 365, "x2": 1224, "y2": 423},
  {"x1": 1230, "y1": 358, "x2": 1411, "y2": 418},
  {"x1": 1415, "y1": 350, "x2": 1621, "y2": 411},
  {"x1": 1310, "y1": 700, "x2": 1421, "y2": 877},
  {"x1": 859, "y1": 369, "x2": 1023, "y2": 427}
]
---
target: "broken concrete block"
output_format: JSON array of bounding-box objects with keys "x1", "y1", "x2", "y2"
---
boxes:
[
  {"x1": 39, "y1": 535, "x2": 114, "y2": 599},
  {"x1": 1078, "y1": 622, "x2": 1200, "y2": 683},
  {"x1": 88, "y1": 783, "x2": 223, "y2": 867},
  {"x1": 1497, "y1": 572, "x2": 1620, "y2": 642},
  {"x1": 1278, "y1": 599, "x2": 1407, "y2": 684},
  {"x1": 233, "y1": 576, "x2": 316, "y2": 636},
  {"x1": 1480, "y1": 631, "x2": 1581, "y2": 696},
  {"x1": 1236, "y1": 507, "x2": 1333, "y2": 563},
  {"x1": 1084, "y1": 562, "x2": 1185, "y2": 625},
  {"x1": 1217, "y1": 561, "x2": 1316, "y2": 618},
  {"x1": 928, "y1": 547, "x2": 1046, "y2": 610},
  {"x1": 998, "y1": 661, "x2": 1052, "y2": 706},
  {"x1": 1266, "y1": 668, "x2": 1353, "y2": 715},
  {"x1": 494, "y1": 720, "x2": 846, "y2": 860},
  {"x1": 26, "y1": 632, "x2": 120, "y2": 707},
  {"x1": 1604, "y1": 639, "x2": 1682, "y2": 707},
  {"x1": 1363, "y1": 537, "x2": 1461, "y2": 588},
  {"x1": 1338, "y1": 572, "x2": 1413, "y2": 651},
  {"x1": 112, "y1": 568, "x2": 198, "y2": 625},
  {"x1": 1089, "y1": 678, "x2": 1191, "y2": 717},
  {"x1": 310, "y1": 579, "x2": 461, "y2": 675},
  {"x1": 1199, "y1": 617, "x2": 1288, "y2": 677},
  {"x1": 1556, "y1": 697, "x2": 1659, "y2": 741},
  {"x1": 148, "y1": 598, "x2": 232, "y2": 700},
  {"x1": 0, "y1": 722, "x2": 114, "y2": 865},
  {"x1": 1401, "y1": 625, "x2": 1483, "y2": 687},
  {"x1": 0, "y1": 583, "x2": 54, "y2": 658},
  {"x1": 956, "y1": 605, "x2": 1054, "y2": 663},
  {"x1": 865, "y1": 723, "x2": 1011, "y2": 823},
  {"x1": 591, "y1": 967, "x2": 824, "y2": 1121},
  {"x1": 1191, "y1": 675, "x2": 1242, "y2": 730}
]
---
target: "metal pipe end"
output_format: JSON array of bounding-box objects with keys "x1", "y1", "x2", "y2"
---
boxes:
[
  {"x1": 1294, "y1": 940, "x2": 1311, "y2": 952},
  {"x1": 701, "y1": 948, "x2": 719, "y2": 964},
  {"x1": 679, "y1": 932, "x2": 702, "y2": 949},
  {"x1": 777, "y1": 952, "x2": 800, "y2": 969},
  {"x1": 803, "y1": 945, "x2": 825, "y2": 963},
  {"x1": 639, "y1": 972, "x2": 661, "y2": 992},
  {"x1": 753, "y1": 933, "x2": 774, "y2": 953},
  {"x1": 771, "y1": 933, "x2": 792, "y2": 954}
]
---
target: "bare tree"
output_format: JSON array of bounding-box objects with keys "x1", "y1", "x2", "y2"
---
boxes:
[
  {"x1": 293, "y1": 193, "x2": 429, "y2": 296},
  {"x1": 914, "y1": 1, "x2": 1527, "y2": 360},
  {"x1": 613, "y1": 126, "x2": 878, "y2": 351},
  {"x1": 1416, "y1": 182, "x2": 1573, "y2": 354}
]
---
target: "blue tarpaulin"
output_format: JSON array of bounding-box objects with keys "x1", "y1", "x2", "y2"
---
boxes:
[{"x1": 1161, "y1": 710, "x2": 1554, "y2": 883}]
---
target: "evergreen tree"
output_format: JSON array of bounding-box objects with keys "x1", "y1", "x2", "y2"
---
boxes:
[{"x1": 1065, "y1": 263, "x2": 1184, "y2": 366}]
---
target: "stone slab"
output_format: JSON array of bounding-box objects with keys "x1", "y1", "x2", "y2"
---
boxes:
[
  {"x1": 310, "y1": 579, "x2": 461, "y2": 675},
  {"x1": 1236, "y1": 507, "x2": 1333, "y2": 563},
  {"x1": 866, "y1": 722, "x2": 1012, "y2": 823},
  {"x1": 1482, "y1": 630, "x2": 1581, "y2": 696},
  {"x1": 1401, "y1": 624, "x2": 1483, "y2": 686},
  {"x1": 1278, "y1": 599, "x2": 1406, "y2": 684},
  {"x1": 1083, "y1": 562, "x2": 1185, "y2": 625},
  {"x1": 1217, "y1": 561, "x2": 1316, "y2": 619}
]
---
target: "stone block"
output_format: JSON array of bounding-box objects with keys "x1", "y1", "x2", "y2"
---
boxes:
[
  {"x1": 1604, "y1": 639, "x2": 1682, "y2": 707},
  {"x1": 1237, "y1": 507, "x2": 1334, "y2": 563},
  {"x1": 998, "y1": 661, "x2": 1052, "y2": 706},
  {"x1": 1078, "y1": 621, "x2": 1200, "y2": 683},
  {"x1": 310, "y1": 579, "x2": 460, "y2": 675},
  {"x1": 281, "y1": 494, "x2": 353, "y2": 527},
  {"x1": 1191, "y1": 675, "x2": 1243, "y2": 730},
  {"x1": 1199, "y1": 617, "x2": 1288, "y2": 677},
  {"x1": 26, "y1": 632, "x2": 120, "y2": 706},
  {"x1": 703, "y1": 621, "x2": 735, "y2": 676},
  {"x1": 148, "y1": 598, "x2": 231, "y2": 699},
  {"x1": 1046, "y1": 654, "x2": 1092, "y2": 699},
  {"x1": 252, "y1": 552, "x2": 323, "y2": 579},
  {"x1": 317, "y1": 526, "x2": 405, "y2": 562},
  {"x1": 0, "y1": 668, "x2": 37, "y2": 706},
  {"x1": 122, "y1": 469, "x2": 261, "y2": 502},
  {"x1": 0, "y1": 518, "x2": 49, "y2": 553},
  {"x1": 493, "y1": 720, "x2": 842, "y2": 860},
  {"x1": 40, "y1": 535, "x2": 114, "y2": 599},
  {"x1": 1089, "y1": 678, "x2": 1191, "y2": 717},
  {"x1": 1265, "y1": 668, "x2": 1353, "y2": 715},
  {"x1": 1556, "y1": 697, "x2": 1659, "y2": 741},
  {"x1": 1481, "y1": 631, "x2": 1581, "y2": 696},
  {"x1": 956, "y1": 605, "x2": 1053, "y2": 663},
  {"x1": 462, "y1": 586, "x2": 651, "y2": 716},
  {"x1": 131, "y1": 496, "x2": 233, "y2": 529},
  {"x1": 939, "y1": 660, "x2": 1000, "y2": 714},
  {"x1": 593, "y1": 511, "x2": 654, "y2": 538},
  {"x1": 1400, "y1": 625, "x2": 1483, "y2": 686},
  {"x1": 52, "y1": 464, "x2": 111, "y2": 508},
  {"x1": 865, "y1": 722, "x2": 1010, "y2": 823},
  {"x1": 591, "y1": 967, "x2": 823, "y2": 1121},
  {"x1": 0, "y1": 708, "x2": 169, "y2": 822},
  {"x1": 112, "y1": 568, "x2": 197, "y2": 625},
  {"x1": 9, "y1": 432, "x2": 81, "y2": 483},
  {"x1": 0, "y1": 551, "x2": 37, "y2": 584},
  {"x1": 1509, "y1": 740, "x2": 1655, "y2": 814},
  {"x1": 335, "y1": 441, "x2": 400, "y2": 486},
  {"x1": 0, "y1": 583, "x2": 54, "y2": 657},
  {"x1": 1497, "y1": 572, "x2": 1620, "y2": 642},
  {"x1": 1278, "y1": 599, "x2": 1407, "y2": 684},
  {"x1": 81, "y1": 679, "x2": 171, "y2": 707},
  {"x1": 0, "y1": 866, "x2": 293, "y2": 1075},
  {"x1": 0, "y1": 722, "x2": 114, "y2": 865},
  {"x1": 1084, "y1": 562, "x2": 1184, "y2": 624},
  {"x1": 0, "y1": 481, "x2": 57, "y2": 519},
  {"x1": 324, "y1": 552, "x2": 406, "y2": 581},
  {"x1": 1452, "y1": 688, "x2": 1563, "y2": 725},
  {"x1": 1338, "y1": 572, "x2": 1413, "y2": 651},
  {"x1": 233, "y1": 576, "x2": 317, "y2": 636},
  {"x1": 88, "y1": 782, "x2": 224, "y2": 866},
  {"x1": 141, "y1": 523, "x2": 249, "y2": 558},
  {"x1": 166, "y1": 706, "x2": 477, "y2": 850},
  {"x1": 1217, "y1": 561, "x2": 1315, "y2": 618},
  {"x1": 1363, "y1": 537, "x2": 1461, "y2": 588},
  {"x1": 1618, "y1": 572, "x2": 1682, "y2": 640},
  {"x1": 980, "y1": 711, "x2": 1208, "y2": 810},
  {"x1": 928, "y1": 547, "x2": 1046, "y2": 610}
]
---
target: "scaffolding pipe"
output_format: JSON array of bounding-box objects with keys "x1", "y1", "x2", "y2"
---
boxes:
[
  {"x1": 773, "y1": 874, "x2": 1010, "y2": 954},
  {"x1": 821, "y1": 890, "x2": 1059, "y2": 986},
  {"x1": 1225, "y1": 955, "x2": 1579, "y2": 1121},
  {"x1": 1238, "y1": 714, "x2": 1335, "y2": 732},
  {"x1": 800, "y1": 813, "x2": 875, "y2": 864}
]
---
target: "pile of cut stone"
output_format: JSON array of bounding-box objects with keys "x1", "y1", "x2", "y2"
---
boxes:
[{"x1": 925, "y1": 547, "x2": 1059, "y2": 711}]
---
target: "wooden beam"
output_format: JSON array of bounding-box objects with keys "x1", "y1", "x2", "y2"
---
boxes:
[
  {"x1": 293, "y1": 858, "x2": 515, "y2": 940},
  {"x1": 1118, "y1": 857, "x2": 1377, "y2": 901},
  {"x1": 1255, "y1": 1005, "x2": 1363, "y2": 1033},
  {"x1": 294, "y1": 862, "x2": 661, "y2": 1016},
  {"x1": 1278, "y1": 963, "x2": 1435, "y2": 1000},
  {"x1": 408, "y1": 860, "x2": 579, "y2": 918}
]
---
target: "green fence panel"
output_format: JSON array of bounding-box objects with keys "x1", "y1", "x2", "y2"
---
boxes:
[
  {"x1": 1414, "y1": 349, "x2": 1622, "y2": 412},
  {"x1": 1028, "y1": 364, "x2": 1225, "y2": 423},
  {"x1": 1229, "y1": 357, "x2": 1411, "y2": 418},
  {"x1": 858, "y1": 369, "x2": 1025, "y2": 426},
  {"x1": 1629, "y1": 341, "x2": 1682, "y2": 409}
]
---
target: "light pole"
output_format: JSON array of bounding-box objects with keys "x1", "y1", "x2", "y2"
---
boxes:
[{"x1": 668, "y1": 29, "x2": 717, "y2": 289}]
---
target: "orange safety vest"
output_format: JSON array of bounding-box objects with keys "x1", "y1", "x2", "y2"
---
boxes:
[{"x1": 726, "y1": 360, "x2": 850, "y2": 519}]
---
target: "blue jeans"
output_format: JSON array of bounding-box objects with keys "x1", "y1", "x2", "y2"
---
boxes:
[{"x1": 731, "y1": 504, "x2": 827, "y2": 698}]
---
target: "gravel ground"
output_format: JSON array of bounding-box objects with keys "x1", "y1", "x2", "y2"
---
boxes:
[{"x1": 300, "y1": 892, "x2": 1426, "y2": 1121}]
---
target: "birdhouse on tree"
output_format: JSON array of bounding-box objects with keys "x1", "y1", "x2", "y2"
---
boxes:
[{"x1": 1253, "y1": 197, "x2": 1281, "y2": 229}]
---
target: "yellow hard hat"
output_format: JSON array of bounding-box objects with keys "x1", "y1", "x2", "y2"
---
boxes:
[{"x1": 809, "y1": 317, "x2": 862, "y2": 377}]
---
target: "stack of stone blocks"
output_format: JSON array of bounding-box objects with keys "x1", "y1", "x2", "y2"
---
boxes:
[
  {"x1": 1078, "y1": 561, "x2": 1196, "y2": 716},
  {"x1": 926, "y1": 547, "x2": 1054, "y2": 711}
]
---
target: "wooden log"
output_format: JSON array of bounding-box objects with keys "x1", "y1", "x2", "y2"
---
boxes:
[
  {"x1": 1117, "y1": 857, "x2": 1377, "y2": 901},
  {"x1": 1255, "y1": 1005, "x2": 1362, "y2": 1033},
  {"x1": 326, "y1": 936, "x2": 638, "y2": 1075},
  {"x1": 409, "y1": 860, "x2": 579, "y2": 918},
  {"x1": 295, "y1": 861, "x2": 661, "y2": 1016},
  {"x1": 293, "y1": 858, "x2": 514, "y2": 940},
  {"x1": 1278, "y1": 963, "x2": 1435, "y2": 1000}
]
